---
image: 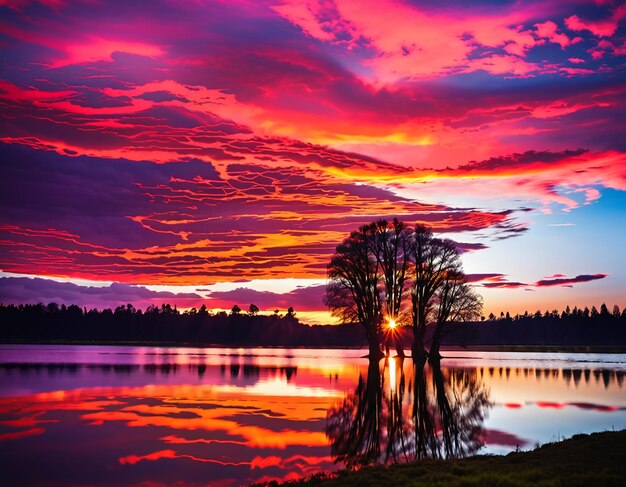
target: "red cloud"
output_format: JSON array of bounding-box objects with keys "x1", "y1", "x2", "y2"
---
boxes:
[
  {"x1": 0, "y1": 140, "x2": 514, "y2": 285},
  {"x1": 119, "y1": 449, "x2": 177, "y2": 465}
]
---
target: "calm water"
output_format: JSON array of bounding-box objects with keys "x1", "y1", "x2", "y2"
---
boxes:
[{"x1": 0, "y1": 345, "x2": 624, "y2": 486}]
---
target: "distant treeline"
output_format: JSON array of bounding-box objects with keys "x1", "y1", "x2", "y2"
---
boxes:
[
  {"x1": 444, "y1": 304, "x2": 626, "y2": 347},
  {"x1": 0, "y1": 302, "x2": 625, "y2": 348},
  {"x1": 0, "y1": 303, "x2": 366, "y2": 347}
]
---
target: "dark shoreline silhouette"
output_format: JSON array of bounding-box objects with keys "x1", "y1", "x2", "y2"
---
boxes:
[{"x1": 1, "y1": 302, "x2": 625, "y2": 349}]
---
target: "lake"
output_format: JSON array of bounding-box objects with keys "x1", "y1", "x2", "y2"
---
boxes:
[{"x1": 1, "y1": 345, "x2": 624, "y2": 486}]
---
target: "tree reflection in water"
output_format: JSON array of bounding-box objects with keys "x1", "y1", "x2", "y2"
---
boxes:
[{"x1": 326, "y1": 358, "x2": 491, "y2": 469}]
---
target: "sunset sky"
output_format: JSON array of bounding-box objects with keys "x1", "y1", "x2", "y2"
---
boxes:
[{"x1": 1, "y1": 0, "x2": 625, "y2": 323}]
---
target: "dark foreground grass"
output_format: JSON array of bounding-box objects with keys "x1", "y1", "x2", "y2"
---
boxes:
[{"x1": 269, "y1": 430, "x2": 626, "y2": 487}]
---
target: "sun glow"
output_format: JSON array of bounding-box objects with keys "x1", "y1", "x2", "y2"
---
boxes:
[{"x1": 387, "y1": 317, "x2": 397, "y2": 330}]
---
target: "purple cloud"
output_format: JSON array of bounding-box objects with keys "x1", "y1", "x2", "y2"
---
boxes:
[
  {"x1": 203, "y1": 285, "x2": 327, "y2": 312},
  {"x1": 534, "y1": 274, "x2": 608, "y2": 287},
  {"x1": 0, "y1": 277, "x2": 202, "y2": 310}
]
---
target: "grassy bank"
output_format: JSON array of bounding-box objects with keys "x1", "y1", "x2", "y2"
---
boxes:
[{"x1": 273, "y1": 430, "x2": 626, "y2": 487}]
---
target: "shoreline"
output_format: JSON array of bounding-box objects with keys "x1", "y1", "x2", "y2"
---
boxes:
[
  {"x1": 1, "y1": 340, "x2": 626, "y2": 354},
  {"x1": 267, "y1": 430, "x2": 626, "y2": 487}
]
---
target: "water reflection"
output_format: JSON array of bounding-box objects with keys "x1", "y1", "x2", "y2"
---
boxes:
[
  {"x1": 326, "y1": 360, "x2": 383, "y2": 468},
  {"x1": 0, "y1": 346, "x2": 624, "y2": 486},
  {"x1": 326, "y1": 358, "x2": 491, "y2": 469}
]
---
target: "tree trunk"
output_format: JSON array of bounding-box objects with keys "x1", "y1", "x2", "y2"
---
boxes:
[
  {"x1": 412, "y1": 326, "x2": 428, "y2": 366},
  {"x1": 428, "y1": 348, "x2": 442, "y2": 365},
  {"x1": 367, "y1": 329, "x2": 384, "y2": 360},
  {"x1": 412, "y1": 306, "x2": 429, "y2": 365},
  {"x1": 429, "y1": 322, "x2": 444, "y2": 364},
  {"x1": 394, "y1": 333, "x2": 405, "y2": 358}
]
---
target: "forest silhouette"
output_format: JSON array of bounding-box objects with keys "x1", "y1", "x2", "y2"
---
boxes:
[{"x1": 1, "y1": 300, "x2": 624, "y2": 348}]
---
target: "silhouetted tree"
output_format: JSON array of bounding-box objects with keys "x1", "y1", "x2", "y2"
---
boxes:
[
  {"x1": 429, "y1": 270, "x2": 482, "y2": 363},
  {"x1": 327, "y1": 220, "x2": 483, "y2": 361},
  {"x1": 561, "y1": 306, "x2": 570, "y2": 319},
  {"x1": 408, "y1": 226, "x2": 461, "y2": 364},
  {"x1": 370, "y1": 219, "x2": 411, "y2": 357},
  {"x1": 248, "y1": 303, "x2": 259, "y2": 316},
  {"x1": 600, "y1": 303, "x2": 610, "y2": 318},
  {"x1": 230, "y1": 305, "x2": 241, "y2": 316},
  {"x1": 326, "y1": 225, "x2": 384, "y2": 359}
]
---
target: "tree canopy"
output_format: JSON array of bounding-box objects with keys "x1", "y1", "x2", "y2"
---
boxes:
[{"x1": 326, "y1": 220, "x2": 481, "y2": 362}]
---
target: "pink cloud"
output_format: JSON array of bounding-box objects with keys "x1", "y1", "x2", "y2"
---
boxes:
[
  {"x1": 272, "y1": 0, "x2": 550, "y2": 82},
  {"x1": 535, "y1": 20, "x2": 571, "y2": 48},
  {"x1": 589, "y1": 39, "x2": 626, "y2": 60},
  {"x1": 559, "y1": 66, "x2": 597, "y2": 76},
  {"x1": 467, "y1": 54, "x2": 537, "y2": 78},
  {"x1": 1, "y1": 3, "x2": 622, "y2": 172},
  {"x1": 565, "y1": 4, "x2": 626, "y2": 37},
  {"x1": 48, "y1": 38, "x2": 165, "y2": 68},
  {"x1": 403, "y1": 149, "x2": 626, "y2": 212}
]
